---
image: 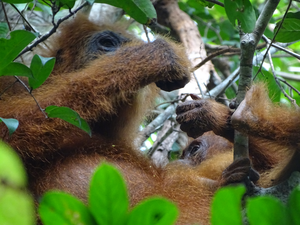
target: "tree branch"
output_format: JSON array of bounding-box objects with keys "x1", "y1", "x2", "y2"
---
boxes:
[{"x1": 234, "y1": 0, "x2": 280, "y2": 160}]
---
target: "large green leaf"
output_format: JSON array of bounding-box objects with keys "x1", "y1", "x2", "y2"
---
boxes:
[
  {"x1": 0, "y1": 62, "x2": 33, "y2": 77},
  {"x1": 94, "y1": 0, "x2": 156, "y2": 24},
  {"x1": 0, "y1": 30, "x2": 35, "y2": 72},
  {"x1": 253, "y1": 66, "x2": 281, "y2": 102},
  {"x1": 29, "y1": 55, "x2": 55, "y2": 89},
  {"x1": 39, "y1": 191, "x2": 96, "y2": 225},
  {"x1": 89, "y1": 163, "x2": 129, "y2": 225},
  {"x1": 287, "y1": 186, "x2": 300, "y2": 225},
  {"x1": 0, "y1": 141, "x2": 35, "y2": 225},
  {"x1": 128, "y1": 198, "x2": 178, "y2": 225},
  {"x1": 55, "y1": 0, "x2": 76, "y2": 9},
  {"x1": 274, "y1": 18, "x2": 300, "y2": 43},
  {"x1": 211, "y1": 185, "x2": 245, "y2": 225},
  {"x1": 45, "y1": 106, "x2": 91, "y2": 137},
  {"x1": 195, "y1": 0, "x2": 214, "y2": 7},
  {"x1": 224, "y1": 0, "x2": 256, "y2": 33},
  {"x1": 247, "y1": 196, "x2": 287, "y2": 225},
  {"x1": 0, "y1": 141, "x2": 26, "y2": 187}
]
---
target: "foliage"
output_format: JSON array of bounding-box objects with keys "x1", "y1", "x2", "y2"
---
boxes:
[
  {"x1": 45, "y1": 106, "x2": 92, "y2": 136},
  {"x1": 211, "y1": 185, "x2": 245, "y2": 225},
  {"x1": 93, "y1": 0, "x2": 157, "y2": 24},
  {"x1": 0, "y1": 143, "x2": 178, "y2": 225},
  {"x1": 180, "y1": 0, "x2": 300, "y2": 105},
  {"x1": 0, "y1": 141, "x2": 35, "y2": 225},
  {"x1": 2, "y1": 140, "x2": 300, "y2": 225},
  {"x1": 1, "y1": 139, "x2": 300, "y2": 225},
  {"x1": 29, "y1": 55, "x2": 55, "y2": 89},
  {"x1": 254, "y1": 66, "x2": 281, "y2": 102},
  {"x1": 224, "y1": 0, "x2": 256, "y2": 33},
  {"x1": 211, "y1": 185, "x2": 300, "y2": 225},
  {"x1": 0, "y1": 30, "x2": 35, "y2": 76},
  {"x1": 274, "y1": 12, "x2": 300, "y2": 43}
]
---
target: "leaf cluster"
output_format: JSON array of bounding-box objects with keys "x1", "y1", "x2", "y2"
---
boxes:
[
  {"x1": 211, "y1": 185, "x2": 300, "y2": 225},
  {"x1": 2, "y1": 140, "x2": 300, "y2": 225}
]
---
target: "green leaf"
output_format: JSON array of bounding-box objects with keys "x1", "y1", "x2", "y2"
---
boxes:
[
  {"x1": 89, "y1": 163, "x2": 129, "y2": 225},
  {"x1": 94, "y1": 0, "x2": 157, "y2": 24},
  {"x1": 247, "y1": 196, "x2": 287, "y2": 225},
  {"x1": 0, "y1": 141, "x2": 26, "y2": 187},
  {"x1": 211, "y1": 185, "x2": 245, "y2": 225},
  {"x1": 253, "y1": 66, "x2": 281, "y2": 102},
  {"x1": 0, "y1": 30, "x2": 35, "y2": 72},
  {"x1": 286, "y1": 12, "x2": 300, "y2": 20},
  {"x1": 274, "y1": 18, "x2": 300, "y2": 43},
  {"x1": 0, "y1": 62, "x2": 33, "y2": 77},
  {"x1": 0, "y1": 117, "x2": 19, "y2": 136},
  {"x1": 194, "y1": 0, "x2": 214, "y2": 8},
  {"x1": 287, "y1": 186, "x2": 300, "y2": 225},
  {"x1": 45, "y1": 106, "x2": 92, "y2": 136},
  {"x1": 0, "y1": 141, "x2": 35, "y2": 225},
  {"x1": 128, "y1": 198, "x2": 178, "y2": 225},
  {"x1": 29, "y1": 55, "x2": 55, "y2": 89},
  {"x1": 55, "y1": 0, "x2": 76, "y2": 9},
  {"x1": 224, "y1": 0, "x2": 256, "y2": 33},
  {"x1": 39, "y1": 191, "x2": 96, "y2": 225}
]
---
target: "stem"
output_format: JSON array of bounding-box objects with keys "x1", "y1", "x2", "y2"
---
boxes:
[{"x1": 233, "y1": 0, "x2": 280, "y2": 160}]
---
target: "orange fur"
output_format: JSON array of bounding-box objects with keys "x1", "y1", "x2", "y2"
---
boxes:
[
  {"x1": 2, "y1": 13, "x2": 298, "y2": 224},
  {"x1": 0, "y1": 14, "x2": 231, "y2": 225},
  {"x1": 4, "y1": 14, "x2": 296, "y2": 225},
  {"x1": 232, "y1": 83, "x2": 300, "y2": 145}
]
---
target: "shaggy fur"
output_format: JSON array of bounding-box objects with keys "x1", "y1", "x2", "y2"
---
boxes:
[
  {"x1": 0, "y1": 15, "x2": 230, "y2": 225},
  {"x1": 2, "y1": 14, "x2": 297, "y2": 225}
]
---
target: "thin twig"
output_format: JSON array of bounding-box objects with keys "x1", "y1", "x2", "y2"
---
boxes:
[
  {"x1": 1, "y1": 1, "x2": 11, "y2": 31},
  {"x1": 276, "y1": 71, "x2": 300, "y2": 81},
  {"x1": 255, "y1": 0, "x2": 293, "y2": 77},
  {"x1": 17, "y1": 1, "x2": 88, "y2": 58},
  {"x1": 147, "y1": 123, "x2": 177, "y2": 157},
  {"x1": 14, "y1": 76, "x2": 48, "y2": 117},
  {"x1": 268, "y1": 38, "x2": 300, "y2": 60},
  {"x1": 0, "y1": 80, "x2": 18, "y2": 97},
  {"x1": 277, "y1": 77, "x2": 300, "y2": 95},
  {"x1": 11, "y1": 4, "x2": 37, "y2": 33},
  {"x1": 204, "y1": 0, "x2": 224, "y2": 7},
  {"x1": 266, "y1": 42, "x2": 298, "y2": 107},
  {"x1": 143, "y1": 25, "x2": 150, "y2": 43},
  {"x1": 191, "y1": 47, "x2": 240, "y2": 72},
  {"x1": 193, "y1": 71, "x2": 205, "y2": 97}
]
